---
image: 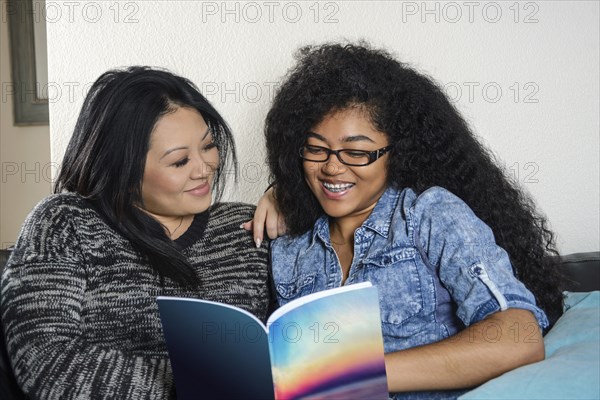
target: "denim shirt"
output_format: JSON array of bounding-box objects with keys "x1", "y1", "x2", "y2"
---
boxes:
[{"x1": 271, "y1": 186, "x2": 548, "y2": 399}]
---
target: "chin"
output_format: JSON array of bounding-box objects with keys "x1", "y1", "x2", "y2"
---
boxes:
[
  {"x1": 188, "y1": 199, "x2": 212, "y2": 215},
  {"x1": 320, "y1": 204, "x2": 353, "y2": 219}
]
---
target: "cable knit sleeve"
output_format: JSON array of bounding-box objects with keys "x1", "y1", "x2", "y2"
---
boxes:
[{"x1": 1, "y1": 195, "x2": 174, "y2": 400}]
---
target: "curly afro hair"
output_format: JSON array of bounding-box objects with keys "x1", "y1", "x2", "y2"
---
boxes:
[{"x1": 265, "y1": 42, "x2": 564, "y2": 325}]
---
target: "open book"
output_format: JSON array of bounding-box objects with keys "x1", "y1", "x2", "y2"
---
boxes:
[{"x1": 157, "y1": 281, "x2": 388, "y2": 400}]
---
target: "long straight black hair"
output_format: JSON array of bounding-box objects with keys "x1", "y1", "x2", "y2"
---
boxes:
[{"x1": 54, "y1": 66, "x2": 237, "y2": 285}]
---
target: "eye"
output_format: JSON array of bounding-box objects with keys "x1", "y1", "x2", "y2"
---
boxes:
[
  {"x1": 173, "y1": 157, "x2": 189, "y2": 168},
  {"x1": 345, "y1": 150, "x2": 368, "y2": 158},
  {"x1": 305, "y1": 145, "x2": 327, "y2": 155},
  {"x1": 203, "y1": 142, "x2": 217, "y2": 152}
]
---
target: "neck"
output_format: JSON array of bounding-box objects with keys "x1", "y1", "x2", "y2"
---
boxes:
[
  {"x1": 328, "y1": 197, "x2": 382, "y2": 244},
  {"x1": 329, "y1": 213, "x2": 369, "y2": 245},
  {"x1": 165, "y1": 215, "x2": 191, "y2": 239}
]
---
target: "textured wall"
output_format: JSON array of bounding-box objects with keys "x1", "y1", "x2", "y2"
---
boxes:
[{"x1": 44, "y1": 1, "x2": 598, "y2": 254}]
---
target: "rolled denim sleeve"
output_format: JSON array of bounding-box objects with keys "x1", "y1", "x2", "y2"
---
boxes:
[{"x1": 411, "y1": 187, "x2": 548, "y2": 329}]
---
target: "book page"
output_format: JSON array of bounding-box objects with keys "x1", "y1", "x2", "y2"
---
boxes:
[
  {"x1": 157, "y1": 297, "x2": 274, "y2": 399},
  {"x1": 267, "y1": 281, "x2": 373, "y2": 327},
  {"x1": 266, "y1": 283, "x2": 388, "y2": 399}
]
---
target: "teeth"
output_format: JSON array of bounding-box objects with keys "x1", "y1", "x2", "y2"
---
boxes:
[{"x1": 323, "y1": 182, "x2": 354, "y2": 193}]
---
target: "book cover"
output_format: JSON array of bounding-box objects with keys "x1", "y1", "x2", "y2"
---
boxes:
[{"x1": 157, "y1": 282, "x2": 388, "y2": 399}]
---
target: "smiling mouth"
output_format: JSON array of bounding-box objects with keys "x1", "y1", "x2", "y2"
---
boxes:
[
  {"x1": 186, "y1": 182, "x2": 210, "y2": 196},
  {"x1": 188, "y1": 183, "x2": 207, "y2": 191},
  {"x1": 322, "y1": 181, "x2": 355, "y2": 193}
]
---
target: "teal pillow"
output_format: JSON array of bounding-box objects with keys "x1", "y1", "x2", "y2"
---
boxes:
[{"x1": 460, "y1": 291, "x2": 600, "y2": 399}]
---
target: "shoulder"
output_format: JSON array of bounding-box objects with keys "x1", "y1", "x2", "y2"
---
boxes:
[
  {"x1": 21, "y1": 192, "x2": 98, "y2": 231},
  {"x1": 20, "y1": 193, "x2": 115, "y2": 242},
  {"x1": 29, "y1": 192, "x2": 88, "y2": 215},
  {"x1": 9, "y1": 193, "x2": 102, "y2": 267},
  {"x1": 402, "y1": 186, "x2": 477, "y2": 225},
  {"x1": 210, "y1": 202, "x2": 256, "y2": 213},
  {"x1": 406, "y1": 187, "x2": 496, "y2": 255},
  {"x1": 401, "y1": 186, "x2": 466, "y2": 211},
  {"x1": 208, "y1": 202, "x2": 255, "y2": 224},
  {"x1": 23, "y1": 193, "x2": 108, "y2": 233},
  {"x1": 203, "y1": 202, "x2": 260, "y2": 246},
  {"x1": 271, "y1": 230, "x2": 314, "y2": 259}
]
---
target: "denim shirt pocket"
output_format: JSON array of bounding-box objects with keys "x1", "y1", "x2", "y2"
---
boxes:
[
  {"x1": 362, "y1": 247, "x2": 424, "y2": 336},
  {"x1": 275, "y1": 273, "x2": 316, "y2": 302}
]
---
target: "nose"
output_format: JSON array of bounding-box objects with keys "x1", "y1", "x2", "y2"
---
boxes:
[
  {"x1": 191, "y1": 154, "x2": 217, "y2": 180},
  {"x1": 322, "y1": 156, "x2": 346, "y2": 176}
]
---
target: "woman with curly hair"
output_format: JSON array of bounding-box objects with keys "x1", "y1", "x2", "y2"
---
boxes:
[{"x1": 252, "y1": 42, "x2": 564, "y2": 398}]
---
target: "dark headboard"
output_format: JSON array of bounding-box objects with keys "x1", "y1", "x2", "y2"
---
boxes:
[{"x1": 560, "y1": 252, "x2": 600, "y2": 292}]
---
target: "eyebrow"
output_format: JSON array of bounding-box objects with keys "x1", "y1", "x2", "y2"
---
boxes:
[
  {"x1": 201, "y1": 126, "x2": 211, "y2": 141},
  {"x1": 307, "y1": 131, "x2": 376, "y2": 144},
  {"x1": 160, "y1": 127, "x2": 211, "y2": 160}
]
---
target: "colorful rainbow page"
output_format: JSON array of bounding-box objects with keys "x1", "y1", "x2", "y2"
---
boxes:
[{"x1": 267, "y1": 282, "x2": 388, "y2": 399}]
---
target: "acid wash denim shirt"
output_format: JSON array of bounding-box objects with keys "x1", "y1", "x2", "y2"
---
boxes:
[{"x1": 270, "y1": 186, "x2": 548, "y2": 400}]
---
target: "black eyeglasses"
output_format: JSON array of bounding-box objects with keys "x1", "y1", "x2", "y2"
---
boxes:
[{"x1": 299, "y1": 144, "x2": 392, "y2": 166}]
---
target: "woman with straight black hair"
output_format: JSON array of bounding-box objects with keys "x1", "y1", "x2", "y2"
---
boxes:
[{"x1": 1, "y1": 66, "x2": 273, "y2": 399}]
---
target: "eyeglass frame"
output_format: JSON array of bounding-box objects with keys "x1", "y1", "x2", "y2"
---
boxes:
[{"x1": 299, "y1": 144, "x2": 393, "y2": 166}]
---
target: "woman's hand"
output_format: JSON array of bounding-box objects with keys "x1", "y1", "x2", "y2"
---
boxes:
[{"x1": 242, "y1": 187, "x2": 287, "y2": 247}]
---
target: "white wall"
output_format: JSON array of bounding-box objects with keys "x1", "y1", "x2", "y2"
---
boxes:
[
  {"x1": 45, "y1": 0, "x2": 599, "y2": 254},
  {"x1": 0, "y1": 0, "x2": 52, "y2": 249}
]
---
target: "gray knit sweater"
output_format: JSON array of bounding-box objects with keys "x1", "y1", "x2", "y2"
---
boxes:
[{"x1": 0, "y1": 193, "x2": 272, "y2": 399}]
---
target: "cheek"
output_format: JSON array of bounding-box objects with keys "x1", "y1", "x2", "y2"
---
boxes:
[
  {"x1": 358, "y1": 165, "x2": 388, "y2": 186},
  {"x1": 302, "y1": 162, "x2": 320, "y2": 182},
  {"x1": 204, "y1": 150, "x2": 220, "y2": 173},
  {"x1": 143, "y1": 168, "x2": 185, "y2": 196}
]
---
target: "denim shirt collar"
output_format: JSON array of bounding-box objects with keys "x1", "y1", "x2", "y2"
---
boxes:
[{"x1": 311, "y1": 186, "x2": 401, "y2": 246}]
